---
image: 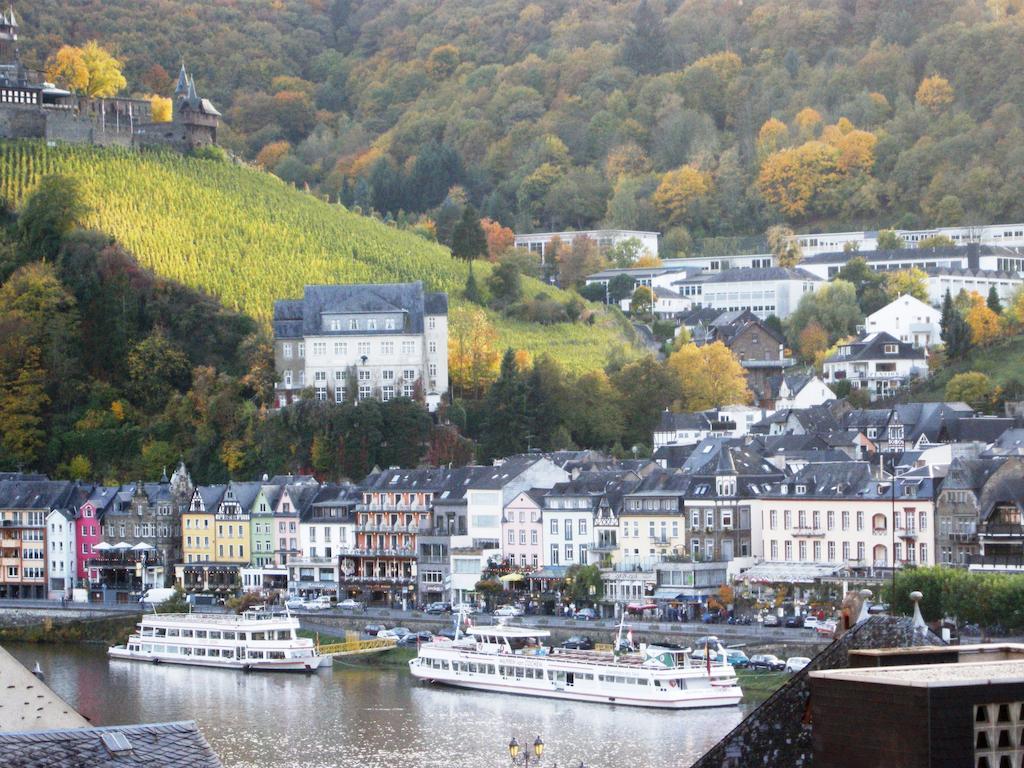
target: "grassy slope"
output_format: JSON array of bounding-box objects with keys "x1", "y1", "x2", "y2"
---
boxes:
[
  {"x1": 0, "y1": 141, "x2": 637, "y2": 373},
  {"x1": 904, "y1": 336, "x2": 1024, "y2": 401}
]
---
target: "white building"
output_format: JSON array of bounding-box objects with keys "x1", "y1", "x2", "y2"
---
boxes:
[
  {"x1": 755, "y1": 464, "x2": 936, "y2": 571},
  {"x1": 585, "y1": 265, "x2": 693, "y2": 293},
  {"x1": 772, "y1": 374, "x2": 836, "y2": 410},
  {"x1": 865, "y1": 294, "x2": 942, "y2": 348},
  {"x1": 273, "y1": 282, "x2": 448, "y2": 412},
  {"x1": 793, "y1": 224, "x2": 1024, "y2": 257},
  {"x1": 822, "y1": 332, "x2": 928, "y2": 401},
  {"x1": 673, "y1": 267, "x2": 823, "y2": 320},
  {"x1": 662, "y1": 254, "x2": 775, "y2": 273},
  {"x1": 45, "y1": 508, "x2": 76, "y2": 599},
  {"x1": 925, "y1": 268, "x2": 1021, "y2": 306},
  {"x1": 514, "y1": 229, "x2": 660, "y2": 260}
]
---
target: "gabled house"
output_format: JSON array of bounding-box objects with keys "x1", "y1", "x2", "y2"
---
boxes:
[
  {"x1": 935, "y1": 457, "x2": 1006, "y2": 566},
  {"x1": 289, "y1": 483, "x2": 359, "y2": 598},
  {"x1": 769, "y1": 373, "x2": 836, "y2": 410},
  {"x1": 617, "y1": 471, "x2": 690, "y2": 570},
  {"x1": 972, "y1": 457, "x2": 1024, "y2": 571},
  {"x1": 865, "y1": 294, "x2": 942, "y2": 348},
  {"x1": 502, "y1": 488, "x2": 548, "y2": 571},
  {"x1": 0, "y1": 479, "x2": 76, "y2": 599},
  {"x1": 822, "y1": 331, "x2": 928, "y2": 401},
  {"x1": 46, "y1": 505, "x2": 77, "y2": 599},
  {"x1": 843, "y1": 408, "x2": 906, "y2": 454},
  {"x1": 75, "y1": 484, "x2": 117, "y2": 587}
]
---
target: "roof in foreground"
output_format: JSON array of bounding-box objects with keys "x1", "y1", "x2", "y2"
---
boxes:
[
  {"x1": 809, "y1": 659, "x2": 1024, "y2": 688},
  {"x1": 0, "y1": 721, "x2": 223, "y2": 767},
  {"x1": 0, "y1": 645, "x2": 89, "y2": 733}
]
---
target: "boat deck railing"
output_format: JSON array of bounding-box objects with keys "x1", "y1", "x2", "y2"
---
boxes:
[
  {"x1": 432, "y1": 643, "x2": 733, "y2": 675},
  {"x1": 139, "y1": 611, "x2": 297, "y2": 625}
]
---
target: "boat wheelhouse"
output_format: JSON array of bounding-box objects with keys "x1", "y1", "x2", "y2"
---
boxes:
[
  {"x1": 108, "y1": 609, "x2": 329, "y2": 672},
  {"x1": 409, "y1": 624, "x2": 741, "y2": 709}
]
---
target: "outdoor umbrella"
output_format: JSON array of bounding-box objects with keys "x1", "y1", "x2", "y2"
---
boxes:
[
  {"x1": 112, "y1": 542, "x2": 132, "y2": 550},
  {"x1": 131, "y1": 542, "x2": 154, "y2": 551},
  {"x1": 92, "y1": 542, "x2": 112, "y2": 551},
  {"x1": 499, "y1": 573, "x2": 524, "y2": 582}
]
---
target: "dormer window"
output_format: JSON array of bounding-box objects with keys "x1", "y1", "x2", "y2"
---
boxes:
[
  {"x1": 796, "y1": 484, "x2": 806, "y2": 495},
  {"x1": 840, "y1": 346, "x2": 850, "y2": 356},
  {"x1": 883, "y1": 343, "x2": 898, "y2": 354},
  {"x1": 349, "y1": 319, "x2": 358, "y2": 330},
  {"x1": 368, "y1": 319, "x2": 377, "y2": 331},
  {"x1": 385, "y1": 318, "x2": 396, "y2": 330}
]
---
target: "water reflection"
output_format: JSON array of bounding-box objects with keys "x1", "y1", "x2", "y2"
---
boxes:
[{"x1": 8, "y1": 644, "x2": 746, "y2": 768}]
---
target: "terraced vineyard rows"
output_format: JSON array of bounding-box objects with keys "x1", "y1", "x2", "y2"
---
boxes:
[{"x1": 0, "y1": 141, "x2": 636, "y2": 373}]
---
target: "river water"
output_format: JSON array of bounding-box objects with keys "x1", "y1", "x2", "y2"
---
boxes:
[{"x1": 7, "y1": 643, "x2": 751, "y2": 768}]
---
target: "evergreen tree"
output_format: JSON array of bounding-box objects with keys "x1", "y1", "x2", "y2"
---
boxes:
[
  {"x1": 620, "y1": 0, "x2": 665, "y2": 74},
  {"x1": 525, "y1": 354, "x2": 567, "y2": 450},
  {"x1": 480, "y1": 349, "x2": 530, "y2": 459},
  {"x1": 451, "y1": 204, "x2": 487, "y2": 260},
  {"x1": 987, "y1": 286, "x2": 1003, "y2": 314},
  {"x1": 464, "y1": 262, "x2": 482, "y2": 304},
  {"x1": 940, "y1": 289, "x2": 954, "y2": 342}
]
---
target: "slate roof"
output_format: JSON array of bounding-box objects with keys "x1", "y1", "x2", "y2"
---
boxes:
[
  {"x1": 678, "y1": 307, "x2": 726, "y2": 328},
  {"x1": 273, "y1": 282, "x2": 447, "y2": 339},
  {"x1": 924, "y1": 266, "x2": 1018, "y2": 279},
  {"x1": 656, "y1": 411, "x2": 713, "y2": 432},
  {"x1": 193, "y1": 485, "x2": 226, "y2": 513},
  {"x1": 824, "y1": 331, "x2": 925, "y2": 364},
  {"x1": 282, "y1": 483, "x2": 323, "y2": 516},
  {"x1": 469, "y1": 457, "x2": 543, "y2": 489},
  {"x1": 892, "y1": 401, "x2": 973, "y2": 443},
  {"x1": 674, "y1": 266, "x2": 822, "y2": 285},
  {"x1": 988, "y1": 429, "x2": 1024, "y2": 456},
  {"x1": 652, "y1": 444, "x2": 698, "y2": 469},
  {"x1": 0, "y1": 480, "x2": 75, "y2": 510},
  {"x1": 0, "y1": 721, "x2": 222, "y2": 767},
  {"x1": 364, "y1": 468, "x2": 451, "y2": 493},
  {"x1": 223, "y1": 481, "x2": 262, "y2": 512},
  {"x1": 547, "y1": 470, "x2": 642, "y2": 501},
  {"x1": 940, "y1": 457, "x2": 1006, "y2": 493}
]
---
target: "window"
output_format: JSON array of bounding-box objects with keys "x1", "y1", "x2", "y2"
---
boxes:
[
  {"x1": 565, "y1": 543, "x2": 573, "y2": 561},
  {"x1": 784, "y1": 541, "x2": 792, "y2": 561},
  {"x1": 401, "y1": 341, "x2": 415, "y2": 355},
  {"x1": 579, "y1": 519, "x2": 587, "y2": 536},
  {"x1": 428, "y1": 363, "x2": 438, "y2": 379},
  {"x1": 856, "y1": 511, "x2": 864, "y2": 531},
  {"x1": 550, "y1": 518, "x2": 558, "y2": 535},
  {"x1": 813, "y1": 541, "x2": 821, "y2": 561},
  {"x1": 783, "y1": 510, "x2": 791, "y2": 530},
  {"x1": 403, "y1": 369, "x2": 417, "y2": 381},
  {"x1": 508, "y1": 529, "x2": 514, "y2": 544},
  {"x1": 283, "y1": 343, "x2": 293, "y2": 359},
  {"x1": 358, "y1": 342, "x2": 370, "y2": 356},
  {"x1": 334, "y1": 341, "x2": 347, "y2": 355},
  {"x1": 367, "y1": 319, "x2": 377, "y2": 331},
  {"x1": 385, "y1": 318, "x2": 396, "y2": 330},
  {"x1": 565, "y1": 524, "x2": 573, "y2": 541},
  {"x1": 297, "y1": 343, "x2": 305, "y2": 358},
  {"x1": 382, "y1": 385, "x2": 394, "y2": 401},
  {"x1": 770, "y1": 540, "x2": 778, "y2": 559},
  {"x1": 429, "y1": 317, "x2": 436, "y2": 330},
  {"x1": 531, "y1": 530, "x2": 537, "y2": 545},
  {"x1": 842, "y1": 511, "x2": 850, "y2": 531},
  {"x1": 857, "y1": 542, "x2": 865, "y2": 561},
  {"x1": 357, "y1": 369, "x2": 371, "y2": 382},
  {"x1": 827, "y1": 541, "x2": 836, "y2": 561},
  {"x1": 429, "y1": 341, "x2": 437, "y2": 353},
  {"x1": 798, "y1": 541, "x2": 806, "y2": 561},
  {"x1": 519, "y1": 530, "x2": 526, "y2": 545},
  {"x1": 335, "y1": 386, "x2": 346, "y2": 403},
  {"x1": 842, "y1": 541, "x2": 851, "y2": 560},
  {"x1": 550, "y1": 545, "x2": 559, "y2": 565},
  {"x1": 358, "y1": 384, "x2": 371, "y2": 400},
  {"x1": 381, "y1": 369, "x2": 395, "y2": 381},
  {"x1": 312, "y1": 342, "x2": 326, "y2": 356},
  {"x1": 284, "y1": 370, "x2": 293, "y2": 387}
]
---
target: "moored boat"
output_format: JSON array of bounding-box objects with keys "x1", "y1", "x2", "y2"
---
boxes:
[
  {"x1": 408, "y1": 623, "x2": 742, "y2": 709},
  {"x1": 108, "y1": 608, "x2": 330, "y2": 672}
]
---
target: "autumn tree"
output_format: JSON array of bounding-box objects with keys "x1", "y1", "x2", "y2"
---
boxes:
[
  {"x1": 610, "y1": 356, "x2": 683, "y2": 449},
  {"x1": 0, "y1": 343, "x2": 49, "y2": 469},
  {"x1": 149, "y1": 95, "x2": 172, "y2": 123},
  {"x1": 653, "y1": 165, "x2": 712, "y2": 226},
  {"x1": 126, "y1": 329, "x2": 192, "y2": 412},
  {"x1": 757, "y1": 141, "x2": 842, "y2": 219},
  {"x1": 876, "y1": 230, "x2": 905, "y2": 250},
  {"x1": 916, "y1": 75, "x2": 955, "y2": 113},
  {"x1": 17, "y1": 175, "x2": 88, "y2": 265},
  {"x1": 766, "y1": 224, "x2": 802, "y2": 267},
  {"x1": 797, "y1": 321, "x2": 829, "y2": 363},
  {"x1": 667, "y1": 342, "x2": 751, "y2": 411},
  {"x1": 757, "y1": 118, "x2": 789, "y2": 160},
  {"x1": 884, "y1": 268, "x2": 930, "y2": 302},
  {"x1": 793, "y1": 107, "x2": 823, "y2": 139},
  {"x1": 556, "y1": 235, "x2": 605, "y2": 289},
  {"x1": 965, "y1": 292, "x2": 1001, "y2": 347},
  {"x1": 426, "y1": 44, "x2": 460, "y2": 79},
  {"x1": 786, "y1": 280, "x2": 863, "y2": 345},
  {"x1": 448, "y1": 305, "x2": 499, "y2": 398},
  {"x1": 46, "y1": 41, "x2": 126, "y2": 97},
  {"x1": 480, "y1": 218, "x2": 515, "y2": 261}
]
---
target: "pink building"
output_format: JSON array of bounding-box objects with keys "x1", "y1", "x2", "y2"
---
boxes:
[
  {"x1": 502, "y1": 489, "x2": 546, "y2": 570},
  {"x1": 76, "y1": 486, "x2": 118, "y2": 584}
]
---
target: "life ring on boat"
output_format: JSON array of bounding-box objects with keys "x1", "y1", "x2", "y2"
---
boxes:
[{"x1": 669, "y1": 679, "x2": 677, "y2": 687}]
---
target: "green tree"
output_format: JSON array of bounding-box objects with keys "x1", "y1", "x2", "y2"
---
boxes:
[
  {"x1": 785, "y1": 280, "x2": 863, "y2": 345},
  {"x1": 946, "y1": 372, "x2": 998, "y2": 412},
  {"x1": 565, "y1": 563, "x2": 604, "y2": 604},
  {"x1": 610, "y1": 356, "x2": 682, "y2": 448},
  {"x1": 0, "y1": 346, "x2": 49, "y2": 469},
  {"x1": 629, "y1": 285, "x2": 654, "y2": 322},
  {"x1": 487, "y1": 261, "x2": 522, "y2": 307},
  {"x1": 451, "y1": 204, "x2": 488, "y2": 260},
  {"x1": 884, "y1": 267, "x2": 929, "y2": 302},
  {"x1": 565, "y1": 371, "x2": 623, "y2": 448},
  {"x1": 876, "y1": 229, "x2": 905, "y2": 250},
  {"x1": 127, "y1": 329, "x2": 192, "y2": 412},
  {"x1": 67, "y1": 454, "x2": 92, "y2": 480},
  {"x1": 525, "y1": 354, "x2": 569, "y2": 450},
  {"x1": 608, "y1": 274, "x2": 637, "y2": 304},
  {"x1": 987, "y1": 286, "x2": 1003, "y2": 314},
  {"x1": 480, "y1": 349, "x2": 531, "y2": 459},
  {"x1": 17, "y1": 175, "x2": 89, "y2": 265},
  {"x1": 464, "y1": 262, "x2": 483, "y2": 304}
]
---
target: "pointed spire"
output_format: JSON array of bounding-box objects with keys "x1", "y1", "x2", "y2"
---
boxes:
[
  {"x1": 8, "y1": 5, "x2": 16, "y2": 27},
  {"x1": 186, "y1": 74, "x2": 198, "y2": 104},
  {"x1": 174, "y1": 62, "x2": 188, "y2": 96},
  {"x1": 715, "y1": 445, "x2": 736, "y2": 475}
]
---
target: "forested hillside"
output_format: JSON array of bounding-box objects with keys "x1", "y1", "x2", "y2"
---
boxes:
[
  {"x1": 20, "y1": 0, "x2": 1024, "y2": 251},
  {"x1": 0, "y1": 142, "x2": 635, "y2": 373}
]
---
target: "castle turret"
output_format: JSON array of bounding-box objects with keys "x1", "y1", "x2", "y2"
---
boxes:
[
  {"x1": 173, "y1": 62, "x2": 188, "y2": 98},
  {"x1": 0, "y1": 4, "x2": 19, "y2": 72}
]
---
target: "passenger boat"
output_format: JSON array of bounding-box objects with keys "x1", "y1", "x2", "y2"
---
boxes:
[
  {"x1": 108, "y1": 609, "x2": 330, "y2": 672},
  {"x1": 408, "y1": 623, "x2": 742, "y2": 709}
]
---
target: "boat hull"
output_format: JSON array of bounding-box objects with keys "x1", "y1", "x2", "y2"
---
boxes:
[
  {"x1": 108, "y1": 646, "x2": 328, "y2": 672},
  {"x1": 408, "y1": 659, "x2": 742, "y2": 709}
]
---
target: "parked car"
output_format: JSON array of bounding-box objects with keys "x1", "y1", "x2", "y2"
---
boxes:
[
  {"x1": 494, "y1": 605, "x2": 524, "y2": 618},
  {"x1": 802, "y1": 615, "x2": 820, "y2": 630},
  {"x1": 560, "y1": 635, "x2": 594, "y2": 650},
  {"x1": 867, "y1": 602, "x2": 890, "y2": 615},
  {"x1": 362, "y1": 624, "x2": 387, "y2": 637},
  {"x1": 284, "y1": 596, "x2": 306, "y2": 611},
  {"x1": 784, "y1": 615, "x2": 804, "y2": 628},
  {"x1": 437, "y1": 627, "x2": 458, "y2": 640},
  {"x1": 817, "y1": 619, "x2": 837, "y2": 638},
  {"x1": 701, "y1": 611, "x2": 723, "y2": 624},
  {"x1": 749, "y1": 654, "x2": 785, "y2": 671},
  {"x1": 337, "y1": 599, "x2": 363, "y2": 610},
  {"x1": 425, "y1": 602, "x2": 452, "y2": 614},
  {"x1": 785, "y1": 656, "x2": 811, "y2": 673},
  {"x1": 575, "y1": 608, "x2": 597, "y2": 621},
  {"x1": 303, "y1": 596, "x2": 331, "y2": 611},
  {"x1": 725, "y1": 649, "x2": 750, "y2": 668},
  {"x1": 690, "y1": 647, "x2": 724, "y2": 663},
  {"x1": 762, "y1": 614, "x2": 780, "y2": 627},
  {"x1": 379, "y1": 626, "x2": 411, "y2": 639},
  {"x1": 452, "y1": 603, "x2": 477, "y2": 615},
  {"x1": 399, "y1": 631, "x2": 433, "y2": 647},
  {"x1": 693, "y1": 635, "x2": 721, "y2": 649}
]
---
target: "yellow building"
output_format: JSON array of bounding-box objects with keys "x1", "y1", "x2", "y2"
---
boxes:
[
  {"x1": 212, "y1": 482, "x2": 259, "y2": 564},
  {"x1": 181, "y1": 486, "x2": 220, "y2": 565},
  {"x1": 177, "y1": 483, "x2": 260, "y2": 592},
  {"x1": 616, "y1": 488, "x2": 688, "y2": 569}
]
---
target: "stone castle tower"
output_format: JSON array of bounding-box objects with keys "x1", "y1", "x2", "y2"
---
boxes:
[
  {"x1": 0, "y1": 5, "x2": 20, "y2": 78},
  {"x1": 169, "y1": 62, "x2": 220, "y2": 147}
]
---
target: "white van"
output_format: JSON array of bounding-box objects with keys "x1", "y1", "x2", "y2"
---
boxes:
[{"x1": 140, "y1": 587, "x2": 177, "y2": 605}]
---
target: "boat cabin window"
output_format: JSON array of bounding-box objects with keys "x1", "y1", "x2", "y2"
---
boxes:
[
  {"x1": 167, "y1": 628, "x2": 179, "y2": 637},
  {"x1": 194, "y1": 648, "x2": 206, "y2": 656},
  {"x1": 248, "y1": 650, "x2": 264, "y2": 659},
  {"x1": 194, "y1": 630, "x2": 207, "y2": 639},
  {"x1": 276, "y1": 630, "x2": 293, "y2": 640},
  {"x1": 181, "y1": 629, "x2": 194, "y2": 638},
  {"x1": 222, "y1": 631, "x2": 236, "y2": 640},
  {"x1": 508, "y1": 637, "x2": 540, "y2": 651},
  {"x1": 209, "y1": 631, "x2": 221, "y2": 639},
  {"x1": 153, "y1": 628, "x2": 166, "y2": 637},
  {"x1": 250, "y1": 631, "x2": 266, "y2": 641}
]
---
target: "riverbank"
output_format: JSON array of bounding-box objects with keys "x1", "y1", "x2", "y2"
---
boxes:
[{"x1": 0, "y1": 613, "x2": 139, "y2": 645}]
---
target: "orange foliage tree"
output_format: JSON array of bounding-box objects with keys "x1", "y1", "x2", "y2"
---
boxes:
[
  {"x1": 480, "y1": 218, "x2": 515, "y2": 261},
  {"x1": 966, "y1": 292, "x2": 1001, "y2": 346}
]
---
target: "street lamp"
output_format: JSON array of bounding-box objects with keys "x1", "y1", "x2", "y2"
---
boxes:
[{"x1": 509, "y1": 736, "x2": 544, "y2": 766}]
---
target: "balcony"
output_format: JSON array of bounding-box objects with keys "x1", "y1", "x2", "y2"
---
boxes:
[
  {"x1": 980, "y1": 524, "x2": 1024, "y2": 538},
  {"x1": 355, "y1": 503, "x2": 429, "y2": 513},
  {"x1": 340, "y1": 574, "x2": 416, "y2": 585},
  {"x1": 589, "y1": 541, "x2": 618, "y2": 552},
  {"x1": 286, "y1": 556, "x2": 336, "y2": 566},
  {"x1": 337, "y1": 547, "x2": 416, "y2": 558},
  {"x1": 792, "y1": 526, "x2": 825, "y2": 538},
  {"x1": 896, "y1": 528, "x2": 918, "y2": 540},
  {"x1": 966, "y1": 554, "x2": 1024, "y2": 572}
]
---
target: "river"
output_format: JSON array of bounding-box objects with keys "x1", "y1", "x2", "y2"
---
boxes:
[{"x1": 7, "y1": 642, "x2": 751, "y2": 768}]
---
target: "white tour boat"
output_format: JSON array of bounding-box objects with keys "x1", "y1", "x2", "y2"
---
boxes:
[
  {"x1": 108, "y1": 609, "x2": 330, "y2": 672},
  {"x1": 408, "y1": 623, "x2": 742, "y2": 709}
]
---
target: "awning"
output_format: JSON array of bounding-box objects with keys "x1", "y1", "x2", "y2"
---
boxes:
[
  {"x1": 112, "y1": 541, "x2": 132, "y2": 550},
  {"x1": 131, "y1": 542, "x2": 154, "y2": 551},
  {"x1": 740, "y1": 561, "x2": 843, "y2": 584},
  {"x1": 499, "y1": 573, "x2": 524, "y2": 582},
  {"x1": 652, "y1": 589, "x2": 687, "y2": 601},
  {"x1": 528, "y1": 567, "x2": 568, "y2": 579}
]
